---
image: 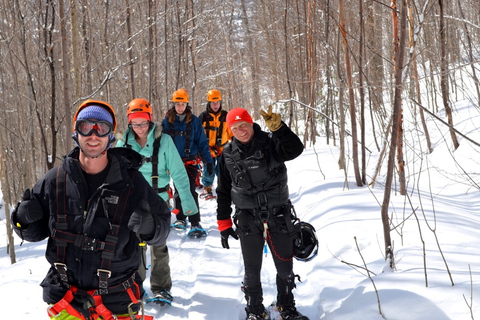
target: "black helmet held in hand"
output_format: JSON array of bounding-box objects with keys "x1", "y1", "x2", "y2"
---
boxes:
[{"x1": 293, "y1": 221, "x2": 318, "y2": 262}]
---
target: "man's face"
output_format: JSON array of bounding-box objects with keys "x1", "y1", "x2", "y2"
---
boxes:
[
  {"x1": 175, "y1": 102, "x2": 187, "y2": 115},
  {"x1": 230, "y1": 121, "x2": 254, "y2": 144},
  {"x1": 210, "y1": 101, "x2": 221, "y2": 112},
  {"x1": 77, "y1": 129, "x2": 109, "y2": 158}
]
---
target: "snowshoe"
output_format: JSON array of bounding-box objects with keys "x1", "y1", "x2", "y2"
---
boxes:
[
  {"x1": 246, "y1": 312, "x2": 270, "y2": 320},
  {"x1": 187, "y1": 224, "x2": 207, "y2": 238},
  {"x1": 170, "y1": 220, "x2": 187, "y2": 231},
  {"x1": 276, "y1": 304, "x2": 309, "y2": 320},
  {"x1": 146, "y1": 289, "x2": 173, "y2": 306},
  {"x1": 245, "y1": 307, "x2": 270, "y2": 320},
  {"x1": 199, "y1": 192, "x2": 216, "y2": 200}
]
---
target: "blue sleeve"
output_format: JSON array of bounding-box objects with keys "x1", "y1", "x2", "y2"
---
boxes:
[{"x1": 194, "y1": 118, "x2": 213, "y2": 163}]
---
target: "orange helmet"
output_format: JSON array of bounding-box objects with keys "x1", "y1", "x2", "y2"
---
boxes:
[
  {"x1": 171, "y1": 89, "x2": 189, "y2": 103},
  {"x1": 207, "y1": 89, "x2": 222, "y2": 102},
  {"x1": 127, "y1": 98, "x2": 153, "y2": 121},
  {"x1": 73, "y1": 99, "x2": 117, "y2": 132}
]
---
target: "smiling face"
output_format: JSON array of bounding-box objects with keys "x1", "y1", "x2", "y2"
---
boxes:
[
  {"x1": 130, "y1": 119, "x2": 150, "y2": 139},
  {"x1": 174, "y1": 102, "x2": 187, "y2": 115},
  {"x1": 230, "y1": 121, "x2": 254, "y2": 144},
  {"x1": 77, "y1": 130, "x2": 110, "y2": 159}
]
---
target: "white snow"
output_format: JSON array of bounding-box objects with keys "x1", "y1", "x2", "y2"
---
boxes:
[{"x1": 1, "y1": 100, "x2": 480, "y2": 319}]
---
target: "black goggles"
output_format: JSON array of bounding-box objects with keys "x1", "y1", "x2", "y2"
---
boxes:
[{"x1": 75, "y1": 119, "x2": 113, "y2": 137}]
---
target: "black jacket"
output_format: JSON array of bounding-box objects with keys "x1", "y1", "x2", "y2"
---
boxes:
[
  {"x1": 12, "y1": 147, "x2": 170, "y2": 313},
  {"x1": 216, "y1": 123, "x2": 303, "y2": 220}
]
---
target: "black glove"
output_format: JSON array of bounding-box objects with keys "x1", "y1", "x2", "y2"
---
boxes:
[
  {"x1": 220, "y1": 227, "x2": 239, "y2": 249},
  {"x1": 13, "y1": 189, "x2": 44, "y2": 227},
  {"x1": 128, "y1": 200, "x2": 155, "y2": 239},
  {"x1": 207, "y1": 163, "x2": 215, "y2": 176}
]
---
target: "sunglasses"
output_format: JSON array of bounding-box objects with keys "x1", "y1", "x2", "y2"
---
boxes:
[{"x1": 75, "y1": 119, "x2": 113, "y2": 137}]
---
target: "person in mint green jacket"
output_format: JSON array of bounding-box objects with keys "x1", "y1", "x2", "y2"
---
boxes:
[{"x1": 116, "y1": 98, "x2": 198, "y2": 306}]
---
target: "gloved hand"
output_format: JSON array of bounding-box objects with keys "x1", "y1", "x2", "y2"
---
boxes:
[
  {"x1": 259, "y1": 105, "x2": 282, "y2": 132},
  {"x1": 207, "y1": 162, "x2": 215, "y2": 176},
  {"x1": 220, "y1": 227, "x2": 239, "y2": 249},
  {"x1": 13, "y1": 189, "x2": 44, "y2": 227},
  {"x1": 128, "y1": 200, "x2": 155, "y2": 239}
]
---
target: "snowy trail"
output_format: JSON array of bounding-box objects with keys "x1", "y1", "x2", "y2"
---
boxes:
[{"x1": 144, "y1": 188, "x2": 246, "y2": 319}]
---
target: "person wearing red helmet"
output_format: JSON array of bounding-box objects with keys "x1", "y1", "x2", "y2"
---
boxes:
[
  {"x1": 216, "y1": 106, "x2": 308, "y2": 320},
  {"x1": 11, "y1": 99, "x2": 170, "y2": 320},
  {"x1": 116, "y1": 98, "x2": 198, "y2": 306}
]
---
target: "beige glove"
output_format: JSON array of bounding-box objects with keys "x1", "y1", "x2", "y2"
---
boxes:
[{"x1": 259, "y1": 105, "x2": 283, "y2": 131}]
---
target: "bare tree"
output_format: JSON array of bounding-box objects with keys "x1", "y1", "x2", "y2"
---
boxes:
[
  {"x1": 381, "y1": 0, "x2": 408, "y2": 268},
  {"x1": 438, "y1": 0, "x2": 459, "y2": 150},
  {"x1": 338, "y1": 0, "x2": 363, "y2": 187},
  {"x1": 59, "y1": 0, "x2": 73, "y2": 153}
]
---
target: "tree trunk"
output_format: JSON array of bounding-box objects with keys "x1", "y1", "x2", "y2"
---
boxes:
[
  {"x1": 0, "y1": 139, "x2": 16, "y2": 264},
  {"x1": 392, "y1": 0, "x2": 406, "y2": 196},
  {"x1": 336, "y1": 30, "x2": 346, "y2": 171},
  {"x1": 126, "y1": 0, "x2": 136, "y2": 99},
  {"x1": 338, "y1": 0, "x2": 362, "y2": 186},
  {"x1": 59, "y1": 0, "x2": 72, "y2": 152},
  {"x1": 241, "y1": 0, "x2": 261, "y2": 117},
  {"x1": 438, "y1": 0, "x2": 459, "y2": 150},
  {"x1": 358, "y1": 0, "x2": 366, "y2": 185},
  {"x1": 381, "y1": 0, "x2": 408, "y2": 268},
  {"x1": 408, "y1": 1, "x2": 433, "y2": 153},
  {"x1": 70, "y1": 0, "x2": 81, "y2": 99}
]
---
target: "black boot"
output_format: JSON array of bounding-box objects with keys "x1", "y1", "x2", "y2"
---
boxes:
[
  {"x1": 276, "y1": 274, "x2": 309, "y2": 320},
  {"x1": 244, "y1": 284, "x2": 270, "y2": 320}
]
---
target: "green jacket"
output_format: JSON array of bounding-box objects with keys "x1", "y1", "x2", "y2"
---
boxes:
[{"x1": 116, "y1": 123, "x2": 198, "y2": 215}]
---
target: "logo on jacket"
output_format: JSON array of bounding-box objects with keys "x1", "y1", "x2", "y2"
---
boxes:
[{"x1": 105, "y1": 195, "x2": 119, "y2": 204}]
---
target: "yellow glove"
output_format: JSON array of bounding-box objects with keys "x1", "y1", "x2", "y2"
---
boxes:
[{"x1": 259, "y1": 105, "x2": 282, "y2": 131}]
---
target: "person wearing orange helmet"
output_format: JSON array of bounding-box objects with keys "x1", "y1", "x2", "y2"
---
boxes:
[
  {"x1": 162, "y1": 89, "x2": 214, "y2": 237},
  {"x1": 116, "y1": 98, "x2": 198, "y2": 306},
  {"x1": 11, "y1": 99, "x2": 170, "y2": 320},
  {"x1": 198, "y1": 89, "x2": 233, "y2": 200}
]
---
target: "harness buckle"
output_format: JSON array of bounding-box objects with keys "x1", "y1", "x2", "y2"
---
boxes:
[
  {"x1": 83, "y1": 237, "x2": 97, "y2": 251},
  {"x1": 54, "y1": 262, "x2": 67, "y2": 271},
  {"x1": 97, "y1": 269, "x2": 112, "y2": 278}
]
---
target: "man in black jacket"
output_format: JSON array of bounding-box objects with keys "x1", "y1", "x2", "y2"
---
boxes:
[
  {"x1": 11, "y1": 99, "x2": 170, "y2": 320},
  {"x1": 216, "y1": 106, "x2": 308, "y2": 320}
]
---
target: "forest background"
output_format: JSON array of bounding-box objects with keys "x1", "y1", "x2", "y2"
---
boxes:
[{"x1": 1, "y1": 0, "x2": 480, "y2": 266}]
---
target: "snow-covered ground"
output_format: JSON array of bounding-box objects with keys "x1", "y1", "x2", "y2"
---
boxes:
[{"x1": 1, "y1": 100, "x2": 480, "y2": 319}]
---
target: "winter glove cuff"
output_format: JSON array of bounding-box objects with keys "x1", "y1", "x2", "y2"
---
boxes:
[{"x1": 217, "y1": 218, "x2": 233, "y2": 231}]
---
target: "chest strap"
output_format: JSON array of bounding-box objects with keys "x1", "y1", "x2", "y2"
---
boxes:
[{"x1": 53, "y1": 166, "x2": 133, "y2": 294}]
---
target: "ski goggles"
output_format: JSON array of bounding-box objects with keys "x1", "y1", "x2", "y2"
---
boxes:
[{"x1": 75, "y1": 119, "x2": 113, "y2": 137}]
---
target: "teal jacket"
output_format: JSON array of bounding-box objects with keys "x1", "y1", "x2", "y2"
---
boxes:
[{"x1": 116, "y1": 123, "x2": 198, "y2": 215}]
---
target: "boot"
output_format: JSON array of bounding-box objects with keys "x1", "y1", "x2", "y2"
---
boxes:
[
  {"x1": 244, "y1": 284, "x2": 269, "y2": 320},
  {"x1": 204, "y1": 185, "x2": 212, "y2": 194},
  {"x1": 276, "y1": 274, "x2": 309, "y2": 320}
]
